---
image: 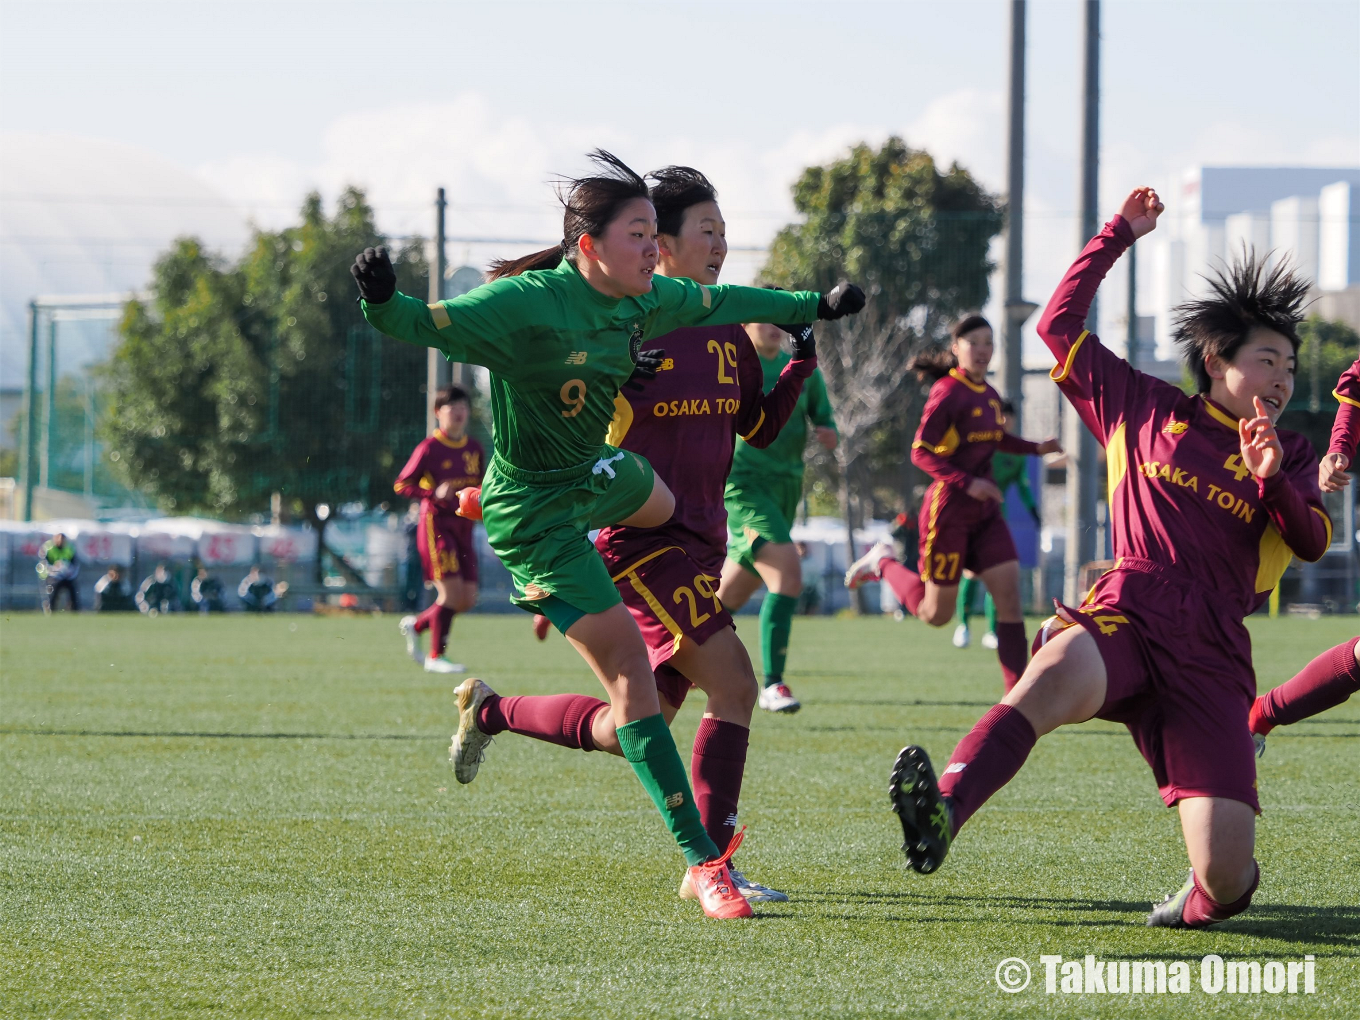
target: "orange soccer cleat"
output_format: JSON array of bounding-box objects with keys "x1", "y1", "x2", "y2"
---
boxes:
[
  {"x1": 685, "y1": 827, "x2": 754, "y2": 919},
  {"x1": 532, "y1": 614, "x2": 551, "y2": 641},
  {"x1": 454, "y1": 486, "x2": 483, "y2": 521}
]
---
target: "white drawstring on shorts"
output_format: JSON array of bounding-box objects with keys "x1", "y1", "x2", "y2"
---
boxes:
[{"x1": 592, "y1": 451, "x2": 626, "y2": 479}]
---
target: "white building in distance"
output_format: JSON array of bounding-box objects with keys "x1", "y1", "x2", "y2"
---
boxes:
[{"x1": 1151, "y1": 166, "x2": 1360, "y2": 360}]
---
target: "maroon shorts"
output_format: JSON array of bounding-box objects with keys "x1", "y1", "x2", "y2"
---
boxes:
[
  {"x1": 917, "y1": 481, "x2": 1018, "y2": 584},
  {"x1": 418, "y1": 511, "x2": 478, "y2": 583},
  {"x1": 1055, "y1": 558, "x2": 1259, "y2": 812},
  {"x1": 602, "y1": 539, "x2": 735, "y2": 709}
]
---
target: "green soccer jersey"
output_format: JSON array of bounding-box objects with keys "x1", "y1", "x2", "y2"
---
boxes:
[
  {"x1": 728, "y1": 349, "x2": 836, "y2": 484},
  {"x1": 363, "y1": 259, "x2": 821, "y2": 474},
  {"x1": 991, "y1": 450, "x2": 1037, "y2": 515}
]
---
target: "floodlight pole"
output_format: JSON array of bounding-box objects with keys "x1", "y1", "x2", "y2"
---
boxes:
[
  {"x1": 1000, "y1": 0, "x2": 1033, "y2": 431},
  {"x1": 1066, "y1": 0, "x2": 1101, "y2": 603},
  {"x1": 22, "y1": 301, "x2": 39, "y2": 520},
  {"x1": 427, "y1": 186, "x2": 450, "y2": 434}
]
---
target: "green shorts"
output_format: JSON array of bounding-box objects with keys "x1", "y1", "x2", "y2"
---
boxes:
[
  {"x1": 482, "y1": 445, "x2": 656, "y2": 633},
  {"x1": 723, "y1": 473, "x2": 803, "y2": 574}
]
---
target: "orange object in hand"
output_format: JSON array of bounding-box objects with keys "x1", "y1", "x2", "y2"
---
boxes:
[{"x1": 455, "y1": 486, "x2": 483, "y2": 520}]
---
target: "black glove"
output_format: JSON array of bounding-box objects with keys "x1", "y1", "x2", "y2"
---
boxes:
[
  {"x1": 350, "y1": 246, "x2": 396, "y2": 304},
  {"x1": 624, "y1": 348, "x2": 665, "y2": 393},
  {"x1": 777, "y1": 323, "x2": 816, "y2": 360},
  {"x1": 816, "y1": 281, "x2": 865, "y2": 320}
]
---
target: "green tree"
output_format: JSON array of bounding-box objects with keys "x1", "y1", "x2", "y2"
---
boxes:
[
  {"x1": 103, "y1": 188, "x2": 429, "y2": 575},
  {"x1": 760, "y1": 137, "x2": 1003, "y2": 578},
  {"x1": 1278, "y1": 316, "x2": 1360, "y2": 456}
]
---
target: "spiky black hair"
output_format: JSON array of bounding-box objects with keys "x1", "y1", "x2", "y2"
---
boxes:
[
  {"x1": 1172, "y1": 249, "x2": 1309, "y2": 393},
  {"x1": 646, "y1": 165, "x2": 719, "y2": 236}
]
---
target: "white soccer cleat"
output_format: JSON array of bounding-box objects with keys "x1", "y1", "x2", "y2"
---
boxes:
[
  {"x1": 980, "y1": 631, "x2": 999, "y2": 650},
  {"x1": 952, "y1": 623, "x2": 971, "y2": 648},
  {"x1": 845, "y1": 540, "x2": 895, "y2": 590},
  {"x1": 678, "y1": 865, "x2": 789, "y2": 903},
  {"x1": 758, "y1": 682, "x2": 801, "y2": 714},
  {"x1": 450, "y1": 677, "x2": 497, "y2": 784},
  {"x1": 424, "y1": 656, "x2": 465, "y2": 674},
  {"x1": 399, "y1": 614, "x2": 421, "y2": 662}
]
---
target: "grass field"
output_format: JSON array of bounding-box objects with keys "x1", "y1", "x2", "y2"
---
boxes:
[{"x1": 2, "y1": 612, "x2": 1357, "y2": 1018}]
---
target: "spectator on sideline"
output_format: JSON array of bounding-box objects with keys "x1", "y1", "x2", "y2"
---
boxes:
[
  {"x1": 238, "y1": 565, "x2": 287, "y2": 612},
  {"x1": 136, "y1": 563, "x2": 181, "y2": 615},
  {"x1": 191, "y1": 567, "x2": 228, "y2": 613},
  {"x1": 37, "y1": 532, "x2": 80, "y2": 613},
  {"x1": 93, "y1": 565, "x2": 136, "y2": 612}
]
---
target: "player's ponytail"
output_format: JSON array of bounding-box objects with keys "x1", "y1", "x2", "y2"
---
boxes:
[
  {"x1": 909, "y1": 346, "x2": 958, "y2": 382},
  {"x1": 488, "y1": 150, "x2": 651, "y2": 281}
]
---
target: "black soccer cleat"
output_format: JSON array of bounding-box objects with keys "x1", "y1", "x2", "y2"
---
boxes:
[
  {"x1": 889, "y1": 745, "x2": 952, "y2": 874},
  {"x1": 1146, "y1": 870, "x2": 1197, "y2": 928}
]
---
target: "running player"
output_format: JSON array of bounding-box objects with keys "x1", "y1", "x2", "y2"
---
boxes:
[
  {"x1": 951, "y1": 399, "x2": 1042, "y2": 650},
  {"x1": 395, "y1": 385, "x2": 485, "y2": 673},
  {"x1": 353, "y1": 151, "x2": 863, "y2": 918},
  {"x1": 717, "y1": 317, "x2": 838, "y2": 713},
  {"x1": 1248, "y1": 357, "x2": 1360, "y2": 754},
  {"x1": 889, "y1": 187, "x2": 1328, "y2": 930},
  {"x1": 446, "y1": 166, "x2": 819, "y2": 903},
  {"x1": 845, "y1": 319, "x2": 1060, "y2": 690}
]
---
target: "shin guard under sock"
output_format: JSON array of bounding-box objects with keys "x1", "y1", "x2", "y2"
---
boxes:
[
  {"x1": 1183, "y1": 862, "x2": 1260, "y2": 927},
  {"x1": 477, "y1": 693, "x2": 609, "y2": 751},
  {"x1": 691, "y1": 718, "x2": 749, "y2": 851},
  {"x1": 879, "y1": 558, "x2": 925, "y2": 615},
  {"x1": 429, "y1": 605, "x2": 455, "y2": 658},
  {"x1": 760, "y1": 593, "x2": 797, "y2": 687},
  {"x1": 995, "y1": 621, "x2": 1029, "y2": 692},
  {"x1": 937, "y1": 704, "x2": 1037, "y2": 834},
  {"x1": 617, "y1": 714, "x2": 720, "y2": 866},
  {"x1": 1252, "y1": 637, "x2": 1360, "y2": 734}
]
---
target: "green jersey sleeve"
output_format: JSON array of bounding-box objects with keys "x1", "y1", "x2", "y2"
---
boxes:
[
  {"x1": 644, "y1": 277, "x2": 820, "y2": 338},
  {"x1": 362, "y1": 275, "x2": 545, "y2": 374},
  {"x1": 805, "y1": 369, "x2": 837, "y2": 430}
]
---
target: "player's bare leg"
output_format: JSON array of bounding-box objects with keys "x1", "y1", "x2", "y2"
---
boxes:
[
  {"x1": 718, "y1": 543, "x2": 803, "y2": 713},
  {"x1": 1149, "y1": 797, "x2": 1259, "y2": 928}
]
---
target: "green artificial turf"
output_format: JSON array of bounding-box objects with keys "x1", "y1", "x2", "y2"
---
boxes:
[{"x1": 1, "y1": 612, "x2": 1356, "y2": 1018}]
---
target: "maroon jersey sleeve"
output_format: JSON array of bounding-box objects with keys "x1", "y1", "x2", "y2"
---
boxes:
[
  {"x1": 1259, "y1": 434, "x2": 1331, "y2": 561},
  {"x1": 734, "y1": 335, "x2": 815, "y2": 449},
  {"x1": 911, "y1": 379, "x2": 972, "y2": 491},
  {"x1": 1039, "y1": 215, "x2": 1180, "y2": 445},
  {"x1": 1328, "y1": 359, "x2": 1360, "y2": 461},
  {"x1": 394, "y1": 441, "x2": 431, "y2": 502},
  {"x1": 998, "y1": 432, "x2": 1042, "y2": 456}
]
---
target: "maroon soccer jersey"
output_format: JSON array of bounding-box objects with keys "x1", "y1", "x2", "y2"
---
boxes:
[
  {"x1": 1040, "y1": 216, "x2": 1330, "y2": 619},
  {"x1": 595, "y1": 324, "x2": 814, "y2": 566},
  {"x1": 1329, "y1": 359, "x2": 1360, "y2": 460},
  {"x1": 394, "y1": 430, "x2": 485, "y2": 553},
  {"x1": 912, "y1": 369, "x2": 1041, "y2": 491}
]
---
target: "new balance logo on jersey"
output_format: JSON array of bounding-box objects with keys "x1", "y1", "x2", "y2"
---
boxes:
[
  {"x1": 660, "y1": 358, "x2": 675, "y2": 370},
  {"x1": 725, "y1": 812, "x2": 739, "y2": 827},
  {"x1": 665, "y1": 792, "x2": 685, "y2": 808},
  {"x1": 565, "y1": 351, "x2": 588, "y2": 365},
  {"x1": 1163, "y1": 420, "x2": 1188, "y2": 434}
]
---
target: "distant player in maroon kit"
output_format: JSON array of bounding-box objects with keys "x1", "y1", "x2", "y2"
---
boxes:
[
  {"x1": 395, "y1": 385, "x2": 485, "y2": 673},
  {"x1": 846, "y1": 316, "x2": 1060, "y2": 690},
  {"x1": 1249, "y1": 357, "x2": 1360, "y2": 754},
  {"x1": 888, "y1": 186, "x2": 1329, "y2": 930},
  {"x1": 457, "y1": 167, "x2": 825, "y2": 904}
]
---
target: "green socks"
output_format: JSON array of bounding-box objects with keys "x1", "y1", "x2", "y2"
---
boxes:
[
  {"x1": 616, "y1": 714, "x2": 720, "y2": 866},
  {"x1": 955, "y1": 577, "x2": 978, "y2": 622},
  {"x1": 760, "y1": 592, "x2": 797, "y2": 688}
]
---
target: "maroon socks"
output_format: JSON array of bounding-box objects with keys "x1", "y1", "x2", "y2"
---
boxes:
[
  {"x1": 1183, "y1": 862, "x2": 1260, "y2": 927},
  {"x1": 691, "y1": 718, "x2": 749, "y2": 852},
  {"x1": 995, "y1": 621, "x2": 1029, "y2": 692},
  {"x1": 477, "y1": 693, "x2": 609, "y2": 751},
  {"x1": 879, "y1": 557, "x2": 925, "y2": 615},
  {"x1": 937, "y1": 704, "x2": 1037, "y2": 834},
  {"x1": 1251, "y1": 637, "x2": 1360, "y2": 735},
  {"x1": 413, "y1": 603, "x2": 455, "y2": 658}
]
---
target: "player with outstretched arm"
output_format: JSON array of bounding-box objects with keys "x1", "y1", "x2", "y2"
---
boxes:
[
  {"x1": 845, "y1": 318, "x2": 1060, "y2": 691},
  {"x1": 354, "y1": 151, "x2": 863, "y2": 919},
  {"x1": 887, "y1": 187, "x2": 1329, "y2": 930},
  {"x1": 395, "y1": 385, "x2": 485, "y2": 673}
]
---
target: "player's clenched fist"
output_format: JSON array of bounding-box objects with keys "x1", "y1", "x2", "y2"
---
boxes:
[
  {"x1": 1319, "y1": 452, "x2": 1352, "y2": 493},
  {"x1": 351, "y1": 246, "x2": 396, "y2": 304},
  {"x1": 1118, "y1": 186, "x2": 1164, "y2": 239}
]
